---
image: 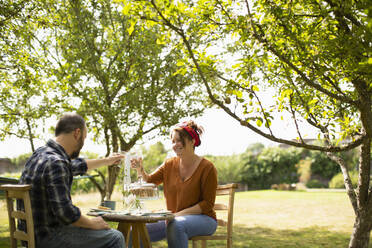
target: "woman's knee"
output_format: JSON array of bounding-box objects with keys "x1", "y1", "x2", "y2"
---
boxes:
[{"x1": 167, "y1": 218, "x2": 185, "y2": 236}]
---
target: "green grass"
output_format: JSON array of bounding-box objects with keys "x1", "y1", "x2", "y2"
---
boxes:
[{"x1": 1, "y1": 190, "x2": 371, "y2": 248}]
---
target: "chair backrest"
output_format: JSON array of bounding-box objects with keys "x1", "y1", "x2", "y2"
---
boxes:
[
  {"x1": 215, "y1": 183, "x2": 238, "y2": 247},
  {"x1": 0, "y1": 184, "x2": 35, "y2": 248},
  {"x1": 190, "y1": 183, "x2": 238, "y2": 248}
]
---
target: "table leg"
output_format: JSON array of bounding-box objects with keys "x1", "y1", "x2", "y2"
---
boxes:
[
  {"x1": 132, "y1": 224, "x2": 141, "y2": 248},
  {"x1": 117, "y1": 222, "x2": 152, "y2": 248},
  {"x1": 117, "y1": 222, "x2": 131, "y2": 247},
  {"x1": 137, "y1": 223, "x2": 152, "y2": 248}
]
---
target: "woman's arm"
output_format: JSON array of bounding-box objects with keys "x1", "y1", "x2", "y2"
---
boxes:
[
  {"x1": 174, "y1": 204, "x2": 202, "y2": 217},
  {"x1": 131, "y1": 158, "x2": 166, "y2": 185}
]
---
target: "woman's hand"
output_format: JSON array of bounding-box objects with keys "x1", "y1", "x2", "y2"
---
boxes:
[
  {"x1": 174, "y1": 204, "x2": 202, "y2": 217},
  {"x1": 174, "y1": 211, "x2": 183, "y2": 217},
  {"x1": 130, "y1": 157, "x2": 143, "y2": 171},
  {"x1": 130, "y1": 157, "x2": 150, "y2": 182}
]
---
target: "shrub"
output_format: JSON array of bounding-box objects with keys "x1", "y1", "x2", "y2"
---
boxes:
[
  {"x1": 71, "y1": 176, "x2": 99, "y2": 194},
  {"x1": 306, "y1": 179, "x2": 326, "y2": 188},
  {"x1": 309, "y1": 151, "x2": 340, "y2": 179},
  {"x1": 296, "y1": 159, "x2": 312, "y2": 184},
  {"x1": 0, "y1": 172, "x2": 21, "y2": 179},
  {"x1": 329, "y1": 171, "x2": 358, "y2": 189},
  {"x1": 242, "y1": 147, "x2": 302, "y2": 189}
]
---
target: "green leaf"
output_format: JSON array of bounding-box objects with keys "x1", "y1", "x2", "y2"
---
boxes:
[
  {"x1": 156, "y1": 38, "x2": 166, "y2": 45},
  {"x1": 127, "y1": 21, "x2": 136, "y2": 35},
  {"x1": 233, "y1": 90, "x2": 243, "y2": 98},
  {"x1": 251, "y1": 85, "x2": 259, "y2": 92},
  {"x1": 308, "y1": 99, "x2": 318, "y2": 105},
  {"x1": 256, "y1": 118, "x2": 263, "y2": 127},
  {"x1": 176, "y1": 61, "x2": 185, "y2": 66},
  {"x1": 122, "y1": 3, "x2": 131, "y2": 15}
]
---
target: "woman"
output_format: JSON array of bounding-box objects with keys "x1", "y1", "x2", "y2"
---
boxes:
[{"x1": 131, "y1": 120, "x2": 218, "y2": 248}]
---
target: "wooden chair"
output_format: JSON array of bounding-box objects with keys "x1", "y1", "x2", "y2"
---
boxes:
[
  {"x1": 191, "y1": 183, "x2": 238, "y2": 248},
  {"x1": 0, "y1": 184, "x2": 35, "y2": 248}
]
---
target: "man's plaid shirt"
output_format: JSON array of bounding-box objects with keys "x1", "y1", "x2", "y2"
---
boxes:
[{"x1": 18, "y1": 139, "x2": 87, "y2": 242}]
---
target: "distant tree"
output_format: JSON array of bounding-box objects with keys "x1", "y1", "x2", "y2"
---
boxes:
[
  {"x1": 300, "y1": 147, "x2": 359, "y2": 180},
  {"x1": 308, "y1": 150, "x2": 343, "y2": 180},
  {"x1": 242, "y1": 147, "x2": 302, "y2": 189},
  {"x1": 80, "y1": 151, "x2": 100, "y2": 160},
  {"x1": 0, "y1": 0, "x2": 57, "y2": 152},
  {"x1": 205, "y1": 154, "x2": 245, "y2": 184},
  {"x1": 244, "y1": 143, "x2": 265, "y2": 156},
  {"x1": 142, "y1": 142, "x2": 168, "y2": 173},
  {"x1": 10, "y1": 153, "x2": 32, "y2": 170},
  {"x1": 296, "y1": 158, "x2": 312, "y2": 185}
]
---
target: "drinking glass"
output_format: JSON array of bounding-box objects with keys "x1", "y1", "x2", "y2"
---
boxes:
[
  {"x1": 130, "y1": 148, "x2": 143, "y2": 162},
  {"x1": 129, "y1": 148, "x2": 143, "y2": 181}
]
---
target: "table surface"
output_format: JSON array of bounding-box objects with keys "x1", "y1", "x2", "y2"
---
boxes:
[{"x1": 87, "y1": 211, "x2": 175, "y2": 223}]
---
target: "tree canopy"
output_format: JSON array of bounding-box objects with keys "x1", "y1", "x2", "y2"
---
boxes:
[
  {"x1": 124, "y1": 0, "x2": 371, "y2": 247},
  {"x1": 0, "y1": 0, "x2": 210, "y2": 200}
]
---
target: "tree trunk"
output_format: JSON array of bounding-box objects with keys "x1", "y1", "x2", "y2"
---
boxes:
[
  {"x1": 105, "y1": 128, "x2": 120, "y2": 200},
  {"x1": 349, "y1": 213, "x2": 371, "y2": 248},
  {"x1": 88, "y1": 174, "x2": 106, "y2": 204},
  {"x1": 327, "y1": 135, "x2": 372, "y2": 248},
  {"x1": 25, "y1": 118, "x2": 35, "y2": 152},
  {"x1": 105, "y1": 165, "x2": 120, "y2": 200},
  {"x1": 348, "y1": 134, "x2": 372, "y2": 248}
]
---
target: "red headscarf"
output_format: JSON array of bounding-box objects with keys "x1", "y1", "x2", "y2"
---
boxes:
[{"x1": 177, "y1": 122, "x2": 201, "y2": 147}]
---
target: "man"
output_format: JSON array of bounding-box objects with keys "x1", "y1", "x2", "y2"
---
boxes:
[{"x1": 18, "y1": 113, "x2": 125, "y2": 248}]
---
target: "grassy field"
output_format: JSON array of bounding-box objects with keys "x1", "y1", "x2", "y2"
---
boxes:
[{"x1": 1, "y1": 190, "x2": 371, "y2": 248}]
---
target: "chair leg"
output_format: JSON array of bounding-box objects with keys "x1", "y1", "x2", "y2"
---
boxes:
[
  {"x1": 227, "y1": 237, "x2": 232, "y2": 248},
  {"x1": 201, "y1": 240, "x2": 206, "y2": 248},
  {"x1": 192, "y1": 240, "x2": 198, "y2": 248}
]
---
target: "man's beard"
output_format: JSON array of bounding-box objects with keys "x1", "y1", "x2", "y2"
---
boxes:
[{"x1": 70, "y1": 135, "x2": 84, "y2": 159}]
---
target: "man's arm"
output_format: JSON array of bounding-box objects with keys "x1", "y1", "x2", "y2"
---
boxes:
[
  {"x1": 72, "y1": 215, "x2": 110, "y2": 230},
  {"x1": 86, "y1": 154, "x2": 124, "y2": 171}
]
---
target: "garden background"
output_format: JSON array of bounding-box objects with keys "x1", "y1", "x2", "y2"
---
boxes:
[
  {"x1": 1, "y1": 0, "x2": 371, "y2": 247},
  {"x1": 0, "y1": 141, "x2": 368, "y2": 247}
]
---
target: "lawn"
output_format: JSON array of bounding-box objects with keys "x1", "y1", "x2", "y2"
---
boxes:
[{"x1": 1, "y1": 190, "x2": 371, "y2": 248}]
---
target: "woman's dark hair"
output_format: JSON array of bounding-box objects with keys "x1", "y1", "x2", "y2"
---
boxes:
[
  {"x1": 172, "y1": 120, "x2": 204, "y2": 147},
  {"x1": 55, "y1": 113, "x2": 86, "y2": 136}
]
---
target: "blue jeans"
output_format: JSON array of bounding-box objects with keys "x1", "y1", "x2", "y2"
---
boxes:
[
  {"x1": 130, "y1": 214, "x2": 217, "y2": 248},
  {"x1": 37, "y1": 225, "x2": 125, "y2": 248}
]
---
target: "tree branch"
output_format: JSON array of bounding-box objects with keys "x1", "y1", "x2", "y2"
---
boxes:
[
  {"x1": 289, "y1": 95, "x2": 305, "y2": 143},
  {"x1": 326, "y1": 151, "x2": 358, "y2": 214},
  {"x1": 243, "y1": 0, "x2": 357, "y2": 106},
  {"x1": 150, "y1": 0, "x2": 365, "y2": 153}
]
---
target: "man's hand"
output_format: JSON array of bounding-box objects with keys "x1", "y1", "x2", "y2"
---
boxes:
[
  {"x1": 89, "y1": 216, "x2": 110, "y2": 230},
  {"x1": 86, "y1": 153, "x2": 125, "y2": 171},
  {"x1": 72, "y1": 215, "x2": 110, "y2": 230},
  {"x1": 106, "y1": 153, "x2": 125, "y2": 166}
]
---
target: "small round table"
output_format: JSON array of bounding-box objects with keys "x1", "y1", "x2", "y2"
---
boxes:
[{"x1": 88, "y1": 211, "x2": 174, "y2": 248}]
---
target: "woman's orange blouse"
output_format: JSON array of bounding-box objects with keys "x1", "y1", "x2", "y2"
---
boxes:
[{"x1": 147, "y1": 157, "x2": 218, "y2": 220}]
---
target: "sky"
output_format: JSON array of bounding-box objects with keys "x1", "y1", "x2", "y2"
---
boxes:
[{"x1": 0, "y1": 107, "x2": 317, "y2": 159}]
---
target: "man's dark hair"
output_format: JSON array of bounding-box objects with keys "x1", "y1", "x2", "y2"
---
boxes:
[{"x1": 55, "y1": 113, "x2": 86, "y2": 136}]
